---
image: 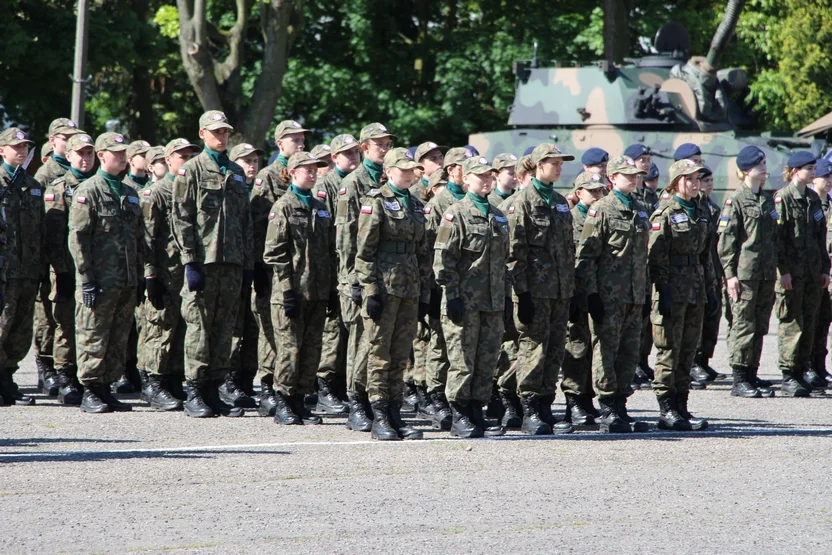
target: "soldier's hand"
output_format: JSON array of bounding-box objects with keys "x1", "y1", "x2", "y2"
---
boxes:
[
  {"x1": 780, "y1": 273, "x2": 793, "y2": 291},
  {"x1": 145, "y1": 276, "x2": 165, "y2": 310},
  {"x1": 253, "y1": 263, "x2": 269, "y2": 296},
  {"x1": 587, "y1": 293, "x2": 605, "y2": 324},
  {"x1": 185, "y1": 263, "x2": 205, "y2": 292},
  {"x1": 446, "y1": 297, "x2": 464, "y2": 325},
  {"x1": 418, "y1": 301, "x2": 430, "y2": 326},
  {"x1": 658, "y1": 284, "x2": 673, "y2": 317},
  {"x1": 81, "y1": 281, "x2": 99, "y2": 309},
  {"x1": 504, "y1": 297, "x2": 514, "y2": 329},
  {"x1": 429, "y1": 288, "x2": 442, "y2": 320},
  {"x1": 517, "y1": 291, "x2": 535, "y2": 325},
  {"x1": 55, "y1": 272, "x2": 75, "y2": 299},
  {"x1": 351, "y1": 283, "x2": 363, "y2": 306},
  {"x1": 365, "y1": 294, "x2": 383, "y2": 322},
  {"x1": 327, "y1": 290, "x2": 341, "y2": 318},
  {"x1": 726, "y1": 277, "x2": 741, "y2": 302},
  {"x1": 283, "y1": 290, "x2": 301, "y2": 319}
]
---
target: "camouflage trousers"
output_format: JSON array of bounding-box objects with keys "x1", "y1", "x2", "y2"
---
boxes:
[
  {"x1": 776, "y1": 279, "x2": 823, "y2": 373},
  {"x1": 405, "y1": 321, "x2": 431, "y2": 387},
  {"x1": 231, "y1": 299, "x2": 258, "y2": 379},
  {"x1": 514, "y1": 297, "x2": 569, "y2": 396},
  {"x1": 51, "y1": 294, "x2": 76, "y2": 372},
  {"x1": 425, "y1": 315, "x2": 450, "y2": 394},
  {"x1": 812, "y1": 289, "x2": 831, "y2": 372},
  {"x1": 127, "y1": 305, "x2": 144, "y2": 372},
  {"x1": 639, "y1": 311, "x2": 653, "y2": 363},
  {"x1": 726, "y1": 280, "x2": 775, "y2": 369},
  {"x1": 34, "y1": 277, "x2": 55, "y2": 359},
  {"x1": 562, "y1": 310, "x2": 593, "y2": 397},
  {"x1": 651, "y1": 302, "x2": 704, "y2": 396},
  {"x1": 180, "y1": 263, "x2": 242, "y2": 382},
  {"x1": 142, "y1": 275, "x2": 185, "y2": 377},
  {"x1": 75, "y1": 286, "x2": 135, "y2": 386},
  {"x1": 0, "y1": 278, "x2": 38, "y2": 372},
  {"x1": 364, "y1": 293, "x2": 417, "y2": 404},
  {"x1": 272, "y1": 299, "x2": 327, "y2": 397},
  {"x1": 697, "y1": 281, "x2": 723, "y2": 360},
  {"x1": 341, "y1": 293, "x2": 369, "y2": 393},
  {"x1": 495, "y1": 318, "x2": 518, "y2": 394},
  {"x1": 443, "y1": 310, "x2": 503, "y2": 404},
  {"x1": 588, "y1": 301, "x2": 642, "y2": 397},
  {"x1": 317, "y1": 312, "x2": 346, "y2": 382},
  {"x1": 252, "y1": 277, "x2": 277, "y2": 382}
]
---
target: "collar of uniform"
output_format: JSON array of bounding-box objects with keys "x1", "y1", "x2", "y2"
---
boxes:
[
  {"x1": 461, "y1": 194, "x2": 488, "y2": 219},
  {"x1": 198, "y1": 149, "x2": 225, "y2": 176},
  {"x1": 610, "y1": 189, "x2": 633, "y2": 211},
  {"x1": 787, "y1": 181, "x2": 805, "y2": 200}
]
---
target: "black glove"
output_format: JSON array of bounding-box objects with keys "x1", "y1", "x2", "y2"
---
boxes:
[
  {"x1": 55, "y1": 272, "x2": 75, "y2": 299},
  {"x1": 137, "y1": 279, "x2": 146, "y2": 305},
  {"x1": 517, "y1": 291, "x2": 535, "y2": 325},
  {"x1": 283, "y1": 290, "x2": 300, "y2": 319},
  {"x1": 569, "y1": 295, "x2": 581, "y2": 323},
  {"x1": 707, "y1": 290, "x2": 719, "y2": 316},
  {"x1": 185, "y1": 263, "x2": 205, "y2": 292},
  {"x1": 504, "y1": 297, "x2": 514, "y2": 329},
  {"x1": 365, "y1": 293, "x2": 383, "y2": 322},
  {"x1": 587, "y1": 292, "x2": 605, "y2": 324},
  {"x1": 81, "y1": 281, "x2": 99, "y2": 309},
  {"x1": 327, "y1": 290, "x2": 341, "y2": 318},
  {"x1": 429, "y1": 288, "x2": 442, "y2": 320},
  {"x1": 658, "y1": 284, "x2": 673, "y2": 317},
  {"x1": 253, "y1": 263, "x2": 269, "y2": 296},
  {"x1": 351, "y1": 283, "x2": 363, "y2": 306},
  {"x1": 242, "y1": 269, "x2": 254, "y2": 298},
  {"x1": 418, "y1": 301, "x2": 430, "y2": 325},
  {"x1": 145, "y1": 276, "x2": 165, "y2": 310},
  {"x1": 446, "y1": 297, "x2": 465, "y2": 325}
]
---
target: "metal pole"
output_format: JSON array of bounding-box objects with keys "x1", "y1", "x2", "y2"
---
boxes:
[{"x1": 70, "y1": 0, "x2": 90, "y2": 129}]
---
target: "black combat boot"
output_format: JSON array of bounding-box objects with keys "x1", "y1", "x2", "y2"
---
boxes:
[
  {"x1": 580, "y1": 395, "x2": 601, "y2": 418},
  {"x1": 449, "y1": 401, "x2": 482, "y2": 438},
  {"x1": 370, "y1": 400, "x2": 399, "y2": 441},
  {"x1": 99, "y1": 386, "x2": 133, "y2": 412},
  {"x1": 780, "y1": 370, "x2": 809, "y2": 398},
  {"x1": 803, "y1": 370, "x2": 827, "y2": 392},
  {"x1": 38, "y1": 356, "x2": 60, "y2": 396},
  {"x1": 291, "y1": 394, "x2": 322, "y2": 425},
  {"x1": 597, "y1": 396, "x2": 630, "y2": 433},
  {"x1": 468, "y1": 401, "x2": 505, "y2": 437},
  {"x1": 690, "y1": 360, "x2": 712, "y2": 385},
  {"x1": 111, "y1": 374, "x2": 135, "y2": 394},
  {"x1": 657, "y1": 395, "x2": 692, "y2": 431},
  {"x1": 257, "y1": 377, "x2": 279, "y2": 417},
  {"x1": 402, "y1": 382, "x2": 418, "y2": 412},
  {"x1": 632, "y1": 365, "x2": 652, "y2": 390},
  {"x1": 273, "y1": 391, "x2": 301, "y2": 425},
  {"x1": 676, "y1": 390, "x2": 708, "y2": 431},
  {"x1": 388, "y1": 402, "x2": 423, "y2": 439},
  {"x1": 537, "y1": 394, "x2": 574, "y2": 434},
  {"x1": 184, "y1": 380, "x2": 214, "y2": 417},
  {"x1": 146, "y1": 374, "x2": 183, "y2": 411},
  {"x1": 360, "y1": 390, "x2": 374, "y2": 420},
  {"x1": 748, "y1": 367, "x2": 774, "y2": 397},
  {"x1": 167, "y1": 375, "x2": 186, "y2": 401},
  {"x1": 218, "y1": 371, "x2": 257, "y2": 408},
  {"x1": 0, "y1": 371, "x2": 35, "y2": 405},
  {"x1": 56, "y1": 369, "x2": 83, "y2": 406},
  {"x1": 430, "y1": 390, "x2": 452, "y2": 431},
  {"x1": 315, "y1": 375, "x2": 348, "y2": 414},
  {"x1": 499, "y1": 389, "x2": 522, "y2": 429},
  {"x1": 416, "y1": 384, "x2": 435, "y2": 417},
  {"x1": 485, "y1": 384, "x2": 503, "y2": 419},
  {"x1": 202, "y1": 380, "x2": 244, "y2": 417},
  {"x1": 519, "y1": 393, "x2": 552, "y2": 435},
  {"x1": 616, "y1": 396, "x2": 649, "y2": 432},
  {"x1": 346, "y1": 392, "x2": 373, "y2": 431},
  {"x1": 698, "y1": 355, "x2": 726, "y2": 380},
  {"x1": 564, "y1": 393, "x2": 594, "y2": 426},
  {"x1": 80, "y1": 385, "x2": 111, "y2": 414},
  {"x1": 139, "y1": 369, "x2": 153, "y2": 402},
  {"x1": 730, "y1": 367, "x2": 761, "y2": 398}
]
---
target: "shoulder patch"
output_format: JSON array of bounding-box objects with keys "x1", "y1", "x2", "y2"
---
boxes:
[
  {"x1": 30, "y1": 188, "x2": 42, "y2": 197},
  {"x1": 718, "y1": 215, "x2": 729, "y2": 228},
  {"x1": 76, "y1": 196, "x2": 86, "y2": 204},
  {"x1": 255, "y1": 178, "x2": 263, "y2": 186},
  {"x1": 444, "y1": 213, "x2": 455, "y2": 221},
  {"x1": 588, "y1": 208, "x2": 597, "y2": 217},
  {"x1": 127, "y1": 196, "x2": 140, "y2": 205},
  {"x1": 661, "y1": 192, "x2": 670, "y2": 199},
  {"x1": 44, "y1": 193, "x2": 55, "y2": 202},
  {"x1": 361, "y1": 205, "x2": 373, "y2": 214},
  {"x1": 724, "y1": 198, "x2": 732, "y2": 206},
  {"x1": 143, "y1": 189, "x2": 152, "y2": 197},
  {"x1": 424, "y1": 206, "x2": 432, "y2": 214},
  {"x1": 774, "y1": 197, "x2": 782, "y2": 204},
  {"x1": 508, "y1": 206, "x2": 515, "y2": 214},
  {"x1": 177, "y1": 168, "x2": 186, "y2": 176},
  {"x1": 367, "y1": 188, "x2": 381, "y2": 197},
  {"x1": 651, "y1": 222, "x2": 661, "y2": 231},
  {"x1": 316, "y1": 190, "x2": 326, "y2": 198},
  {"x1": 339, "y1": 187, "x2": 347, "y2": 195},
  {"x1": 268, "y1": 212, "x2": 276, "y2": 220}
]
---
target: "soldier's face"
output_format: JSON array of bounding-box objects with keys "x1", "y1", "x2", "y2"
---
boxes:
[
  {"x1": 1, "y1": 143, "x2": 29, "y2": 167},
  {"x1": 130, "y1": 153, "x2": 147, "y2": 172},
  {"x1": 334, "y1": 147, "x2": 360, "y2": 172},
  {"x1": 199, "y1": 128, "x2": 229, "y2": 152},
  {"x1": 611, "y1": 172, "x2": 638, "y2": 194},
  {"x1": 700, "y1": 175, "x2": 714, "y2": 195},
  {"x1": 236, "y1": 152, "x2": 261, "y2": 181},
  {"x1": 386, "y1": 167, "x2": 415, "y2": 188},
  {"x1": 464, "y1": 171, "x2": 494, "y2": 196},
  {"x1": 538, "y1": 157, "x2": 563, "y2": 183},
  {"x1": 317, "y1": 159, "x2": 334, "y2": 177},
  {"x1": 420, "y1": 149, "x2": 443, "y2": 178},
  {"x1": 363, "y1": 137, "x2": 393, "y2": 164},
  {"x1": 51, "y1": 133, "x2": 70, "y2": 156},
  {"x1": 278, "y1": 133, "x2": 305, "y2": 155},
  {"x1": 497, "y1": 168, "x2": 516, "y2": 189},
  {"x1": 290, "y1": 165, "x2": 317, "y2": 188},
  {"x1": 676, "y1": 174, "x2": 700, "y2": 200},
  {"x1": 151, "y1": 160, "x2": 168, "y2": 179},
  {"x1": 746, "y1": 160, "x2": 767, "y2": 183},
  {"x1": 634, "y1": 154, "x2": 651, "y2": 171},
  {"x1": 813, "y1": 176, "x2": 831, "y2": 194},
  {"x1": 68, "y1": 147, "x2": 94, "y2": 172},
  {"x1": 576, "y1": 187, "x2": 603, "y2": 207},
  {"x1": 795, "y1": 165, "x2": 816, "y2": 184},
  {"x1": 98, "y1": 149, "x2": 127, "y2": 174},
  {"x1": 166, "y1": 149, "x2": 194, "y2": 176}
]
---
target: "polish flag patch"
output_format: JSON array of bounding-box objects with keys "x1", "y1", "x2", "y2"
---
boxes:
[
  {"x1": 361, "y1": 205, "x2": 373, "y2": 214},
  {"x1": 143, "y1": 189, "x2": 152, "y2": 196},
  {"x1": 651, "y1": 222, "x2": 661, "y2": 231},
  {"x1": 44, "y1": 193, "x2": 55, "y2": 202},
  {"x1": 317, "y1": 190, "x2": 326, "y2": 198},
  {"x1": 444, "y1": 213, "x2": 454, "y2": 221},
  {"x1": 508, "y1": 206, "x2": 515, "y2": 214},
  {"x1": 724, "y1": 198, "x2": 732, "y2": 206},
  {"x1": 424, "y1": 207, "x2": 432, "y2": 214},
  {"x1": 774, "y1": 197, "x2": 782, "y2": 204},
  {"x1": 76, "y1": 196, "x2": 86, "y2": 204},
  {"x1": 255, "y1": 178, "x2": 263, "y2": 186},
  {"x1": 339, "y1": 188, "x2": 347, "y2": 196},
  {"x1": 588, "y1": 209, "x2": 597, "y2": 217},
  {"x1": 177, "y1": 168, "x2": 186, "y2": 176},
  {"x1": 268, "y1": 212, "x2": 276, "y2": 220}
]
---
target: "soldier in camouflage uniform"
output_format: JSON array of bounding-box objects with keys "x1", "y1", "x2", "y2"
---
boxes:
[
  {"x1": 336, "y1": 123, "x2": 395, "y2": 432},
  {"x1": 488, "y1": 153, "x2": 518, "y2": 207},
  {"x1": 310, "y1": 144, "x2": 335, "y2": 177},
  {"x1": 810, "y1": 159, "x2": 832, "y2": 387},
  {"x1": 355, "y1": 147, "x2": 431, "y2": 441},
  {"x1": 773, "y1": 151, "x2": 830, "y2": 396},
  {"x1": 434, "y1": 156, "x2": 509, "y2": 438},
  {"x1": 140, "y1": 139, "x2": 201, "y2": 411},
  {"x1": 648, "y1": 159, "x2": 715, "y2": 432},
  {"x1": 68, "y1": 132, "x2": 146, "y2": 413},
  {"x1": 408, "y1": 141, "x2": 445, "y2": 205},
  {"x1": 171, "y1": 111, "x2": 253, "y2": 418},
  {"x1": 0, "y1": 128, "x2": 44, "y2": 405},
  {"x1": 576, "y1": 155, "x2": 651, "y2": 434},
  {"x1": 263, "y1": 152, "x2": 337, "y2": 425},
  {"x1": 147, "y1": 147, "x2": 168, "y2": 182},
  {"x1": 717, "y1": 145, "x2": 778, "y2": 398}
]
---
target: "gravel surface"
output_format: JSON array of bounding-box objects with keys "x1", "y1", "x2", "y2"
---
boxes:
[{"x1": 2, "y1": 317, "x2": 831, "y2": 554}]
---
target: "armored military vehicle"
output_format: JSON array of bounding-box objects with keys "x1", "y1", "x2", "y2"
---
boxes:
[{"x1": 468, "y1": 0, "x2": 809, "y2": 200}]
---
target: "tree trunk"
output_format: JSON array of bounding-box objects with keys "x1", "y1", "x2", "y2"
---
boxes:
[
  {"x1": 603, "y1": 0, "x2": 630, "y2": 65},
  {"x1": 131, "y1": 0, "x2": 155, "y2": 142}
]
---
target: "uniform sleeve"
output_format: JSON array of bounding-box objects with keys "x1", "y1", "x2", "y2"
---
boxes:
[
  {"x1": 328, "y1": 209, "x2": 338, "y2": 294},
  {"x1": 242, "y1": 191, "x2": 254, "y2": 271},
  {"x1": 433, "y1": 214, "x2": 462, "y2": 301},
  {"x1": 142, "y1": 192, "x2": 160, "y2": 278},
  {"x1": 263, "y1": 202, "x2": 293, "y2": 294},
  {"x1": 67, "y1": 189, "x2": 96, "y2": 284},
  {"x1": 416, "y1": 210, "x2": 432, "y2": 304},
  {"x1": 506, "y1": 201, "x2": 530, "y2": 296},
  {"x1": 819, "y1": 208, "x2": 830, "y2": 276},
  {"x1": 717, "y1": 200, "x2": 741, "y2": 280},
  {"x1": 250, "y1": 173, "x2": 274, "y2": 264},
  {"x1": 336, "y1": 183, "x2": 361, "y2": 288},
  {"x1": 774, "y1": 195, "x2": 791, "y2": 276},
  {"x1": 575, "y1": 209, "x2": 604, "y2": 297},
  {"x1": 423, "y1": 200, "x2": 442, "y2": 291},
  {"x1": 647, "y1": 210, "x2": 670, "y2": 287},
  {"x1": 171, "y1": 169, "x2": 198, "y2": 265},
  {"x1": 135, "y1": 201, "x2": 147, "y2": 281},
  {"x1": 44, "y1": 186, "x2": 71, "y2": 274},
  {"x1": 355, "y1": 197, "x2": 382, "y2": 296}
]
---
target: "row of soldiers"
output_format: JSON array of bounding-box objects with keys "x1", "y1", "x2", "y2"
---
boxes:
[{"x1": 1, "y1": 112, "x2": 830, "y2": 439}]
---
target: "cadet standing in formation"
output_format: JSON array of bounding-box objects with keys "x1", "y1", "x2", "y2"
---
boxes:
[{"x1": 811, "y1": 159, "x2": 832, "y2": 386}]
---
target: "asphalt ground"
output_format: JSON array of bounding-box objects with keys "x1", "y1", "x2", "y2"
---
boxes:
[{"x1": 2, "y1": 317, "x2": 831, "y2": 554}]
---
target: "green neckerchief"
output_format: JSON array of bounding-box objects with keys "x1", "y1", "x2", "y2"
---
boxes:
[
  {"x1": 166, "y1": 172, "x2": 176, "y2": 181},
  {"x1": 290, "y1": 184, "x2": 312, "y2": 208},
  {"x1": 98, "y1": 169, "x2": 123, "y2": 198},
  {"x1": 386, "y1": 181, "x2": 411, "y2": 210},
  {"x1": 277, "y1": 154, "x2": 289, "y2": 168},
  {"x1": 335, "y1": 167, "x2": 348, "y2": 179},
  {"x1": 612, "y1": 188, "x2": 632, "y2": 210},
  {"x1": 53, "y1": 154, "x2": 71, "y2": 171},
  {"x1": 363, "y1": 157, "x2": 384, "y2": 185},
  {"x1": 421, "y1": 177, "x2": 429, "y2": 188},
  {"x1": 2, "y1": 162, "x2": 19, "y2": 181},
  {"x1": 204, "y1": 147, "x2": 230, "y2": 175},
  {"x1": 70, "y1": 167, "x2": 94, "y2": 182},
  {"x1": 576, "y1": 202, "x2": 589, "y2": 218},
  {"x1": 495, "y1": 187, "x2": 513, "y2": 200},
  {"x1": 674, "y1": 195, "x2": 696, "y2": 219},
  {"x1": 531, "y1": 177, "x2": 554, "y2": 206},
  {"x1": 467, "y1": 192, "x2": 490, "y2": 216},
  {"x1": 128, "y1": 173, "x2": 148, "y2": 187},
  {"x1": 246, "y1": 181, "x2": 254, "y2": 196},
  {"x1": 446, "y1": 181, "x2": 465, "y2": 200}
]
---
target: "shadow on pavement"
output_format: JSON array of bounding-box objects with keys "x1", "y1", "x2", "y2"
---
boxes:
[
  {"x1": 0, "y1": 437, "x2": 140, "y2": 448},
  {"x1": 0, "y1": 448, "x2": 289, "y2": 463}
]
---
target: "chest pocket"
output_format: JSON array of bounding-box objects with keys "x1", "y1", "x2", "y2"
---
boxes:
[
  {"x1": 670, "y1": 214, "x2": 691, "y2": 235},
  {"x1": 463, "y1": 223, "x2": 488, "y2": 253},
  {"x1": 528, "y1": 209, "x2": 551, "y2": 247},
  {"x1": 607, "y1": 218, "x2": 631, "y2": 250},
  {"x1": 289, "y1": 214, "x2": 309, "y2": 240},
  {"x1": 383, "y1": 203, "x2": 408, "y2": 239},
  {"x1": 743, "y1": 203, "x2": 761, "y2": 219},
  {"x1": 99, "y1": 204, "x2": 120, "y2": 232},
  {"x1": 199, "y1": 179, "x2": 223, "y2": 211}
]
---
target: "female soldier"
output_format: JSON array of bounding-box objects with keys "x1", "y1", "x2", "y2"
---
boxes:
[
  {"x1": 811, "y1": 158, "x2": 832, "y2": 387},
  {"x1": 515, "y1": 156, "x2": 533, "y2": 190},
  {"x1": 648, "y1": 160, "x2": 715, "y2": 431},
  {"x1": 487, "y1": 153, "x2": 518, "y2": 207},
  {"x1": 773, "y1": 152, "x2": 830, "y2": 396},
  {"x1": 355, "y1": 148, "x2": 431, "y2": 441},
  {"x1": 263, "y1": 151, "x2": 337, "y2": 425},
  {"x1": 717, "y1": 146, "x2": 779, "y2": 398},
  {"x1": 434, "y1": 156, "x2": 509, "y2": 438}
]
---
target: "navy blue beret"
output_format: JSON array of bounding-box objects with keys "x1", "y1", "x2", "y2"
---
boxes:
[
  {"x1": 674, "y1": 143, "x2": 701, "y2": 160},
  {"x1": 699, "y1": 165, "x2": 712, "y2": 179},
  {"x1": 815, "y1": 158, "x2": 832, "y2": 178},
  {"x1": 787, "y1": 150, "x2": 815, "y2": 169},
  {"x1": 645, "y1": 163, "x2": 660, "y2": 181},
  {"x1": 736, "y1": 146, "x2": 765, "y2": 171},
  {"x1": 523, "y1": 146, "x2": 535, "y2": 157},
  {"x1": 623, "y1": 143, "x2": 650, "y2": 160},
  {"x1": 407, "y1": 146, "x2": 418, "y2": 160},
  {"x1": 463, "y1": 144, "x2": 480, "y2": 156},
  {"x1": 581, "y1": 147, "x2": 609, "y2": 166}
]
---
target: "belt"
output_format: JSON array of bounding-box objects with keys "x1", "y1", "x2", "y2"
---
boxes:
[
  {"x1": 669, "y1": 254, "x2": 699, "y2": 266},
  {"x1": 377, "y1": 241, "x2": 415, "y2": 254}
]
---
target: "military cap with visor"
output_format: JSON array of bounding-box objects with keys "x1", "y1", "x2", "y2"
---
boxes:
[
  {"x1": 574, "y1": 170, "x2": 606, "y2": 190},
  {"x1": 668, "y1": 159, "x2": 704, "y2": 184},
  {"x1": 310, "y1": 144, "x2": 332, "y2": 161},
  {"x1": 360, "y1": 122, "x2": 396, "y2": 142},
  {"x1": 41, "y1": 142, "x2": 54, "y2": 159},
  {"x1": 165, "y1": 138, "x2": 200, "y2": 157},
  {"x1": 66, "y1": 134, "x2": 94, "y2": 152},
  {"x1": 48, "y1": 118, "x2": 82, "y2": 137},
  {"x1": 461, "y1": 156, "x2": 495, "y2": 175},
  {"x1": 698, "y1": 165, "x2": 712, "y2": 179},
  {"x1": 330, "y1": 134, "x2": 359, "y2": 154},
  {"x1": 0, "y1": 127, "x2": 35, "y2": 146},
  {"x1": 414, "y1": 141, "x2": 445, "y2": 163},
  {"x1": 229, "y1": 142, "x2": 265, "y2": 161},
  {"x1": 384, "y1": 147, "x2": 423, "y2": 170},
  {"x1": 492, "y1": 153, "x2": 519, "y2": 171},
  {"x1": 127, "y1": 140, "x2": 152, "y2": 159},
  {"x1": 145, "y1": 146, "x2": 166, "y2": 165},
  {"x1": 288, "y1": 151, "x2": 327, "y2": 170},
  {"x1": 199, "y1": 110, "x2": 233, "y2": 131},
  {"x1": 530, "y1": 143, "x2": 575, "y2": 166},
  {"x1": 607, "y1": 155, "x2": 646, "y2": 175},
  {"x1": 428, "y1": 170, "x2": 448, "y2": 188},
  {"x1": 274, "y1": 120, "x2": 309, "y2": 141},
  {"x1": 443, "y1": 147, "x2": 475, "y2": 168},
  {"x1": 94, "y1": 132, "x2": 128, "y2": 152}
]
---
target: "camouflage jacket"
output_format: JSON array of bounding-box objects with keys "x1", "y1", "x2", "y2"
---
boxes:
[
  {"x1": 716, "y1": 184, "x2": 778, "y2": 281},
  {"x1": 566, "y1": 204, "x2": 590, "y2": 356},
  {"x1": 774, "y1": 182, "x2": 830, "y2": 282},
  {"x1": 506, "y1": 185, "x2": 575, "y2": 300},
  {"x1": 34, "y1": 157, "x2": 68, "y2": 189},
  {"x1": 251, "y1": 160, "x2": 288, "y2": 265},
  {"x1": 408, "y1": 179, "x2": 429, "y2": 205},
  {"x1": 335, "y1": 163, "x2": 381, "y2": 295},
  {"x1": 123, "y1": 174, "x2": 149, "y2": 192},
  {"x1": 68, "y1": 174, "x2": 145, "y2": 288},
  {"x1": 44, "y1": 170, "x2": 84, "y2": 274},
  {"x1": 433, "y1": 195, "x2": 511, "y2": 312},
  {"x1": 570, "y1": 204, "x2": 587, "y2": 247},
  {"x1": 171, "y1": 150, "x2": 253, "y2": 270},
  {"x1": 575, "y1": 192, "x2": 651, "y2": 304},
  {"x1": 313, "y1": 169, "x2": 346, "y2": 230},
  {"x1": 0, "y1": 165, "x2": 46, "y2": 280},
  {"x1": 263, "y1": 190, "x2": 335, "y2": 303},
  {"x1": 141, "y1": 174, "x2": 183, "y2": 285},
  {"x1": 698, "y1": 192, "x2": 724, "y2": 282},
  {"x1": 355, "y1": 185, "x2": 430, "y2": 301},
  {"x1": 822, "y1": 193, "x2": 832, "y2": 260},
  {"x1": 424, "y1": 187, "x2": 462, "y2": 290},
  {"x1": 648, "y1": 197, "x2": 715, "y2": 305},
  {"x1": 488, "y1": 189, "x2": 514, "y2": 210},
  {"x1": 633, "y1": 185, "x2": 660, "y2": 211}
]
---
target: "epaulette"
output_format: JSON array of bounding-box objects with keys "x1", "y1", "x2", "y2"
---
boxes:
[{"x1": 366, "y1": 188, "x2": 382, "y2": 197}]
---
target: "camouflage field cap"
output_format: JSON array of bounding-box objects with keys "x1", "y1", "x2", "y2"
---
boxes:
[
  {"x1": 492, "y1": 153, "x2": 518, "y2": 171},
  {"x1": 66, "y1": 133, "x2": 94, "y2": 152},
  {"x1": 443, "y1": 147, "x2": 474, "y2": 168},
  {"x1": 0, "y1": 127, "x2": 34, "y2": 146},
  {"x1": 668, "y1": 159, "x2": 704, "y2": 184},
  {"x1": 330, "y1": 134, "x2": 359, "y2": 154},
  {"x1": 229, "y1": 142, "x2": 265, "y2": 161},
  {"x1": 41, "y1": 142, "x2": 54, "y2": 159},
  {"x1": 310, "y1": 144, "x2": 332, "y2": 160},
  {"x1": 428, "y1": 170, "x2": 448, "y2": 188},
  {"x1": 414, "y1": 141, "x2": 445, "y2": 163},
  {"x1": 199, "y1": 110, "x2": 233, "y2": 131},
  {"x1": 384, "y1": 147, "x2": 423, "y2": 170},
  {"x1": 48, "y1": 118, "x2": 81, "y2": 137},
  {"x1": 360, "y1": 122, "x2": 396, "y2": 142},
  {"x1": 165, "y1": 138, "x2": 200, "y2": 157},
  {"x1": 95, "y1": 132, "x2": 128, "y2": 153},
  {"x1": 145, "y1": 146, "x2": 166, "y2": 164},
  {"x1": 530, "y1": 143, "x2": 575, "y2": 166},
  {"x1": 574, "y1": 170, "x2": 606, "y2": 190},
  {"x1": 606, "y1": 155, "x2": 646, "y2": 176},
  {"x1": 127, "y1": 140, "x2": 152, "y2": 159},
  {"x1": 288, "y1": 151, "x2": 326, "y2": 170},
  {"x1": 274, "y1": 120, "x2": 309, "y2": 141},
  {"x1": 462, "y1": 156, "x2": 495, "y2": 175}
]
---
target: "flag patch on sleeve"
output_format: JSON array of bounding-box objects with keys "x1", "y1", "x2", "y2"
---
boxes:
[
  {"x1": 76, "y1": 196, "x2": 86, "y2": 204},
  {"x1": 651, "y1": 222, "x2": 661, "y2": 231},
  {"x1": 718, "y1": 216, "x2": 729, "y2": 228},
  {"x1": 317, "y1": 190, "x2": 326, "y2": 198},
  {"x1": 177, "y1": 168, "x2": 186, "y2": 176},
  {"x1": 588, "y1": 209, "x2": 597, "y2": 217},
  {"x1": 361, "y1": 205, "x2": 373, "y2": 214},
  {"x1": 44, "y1": 193, "x2": 55, "y2": 202}
]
